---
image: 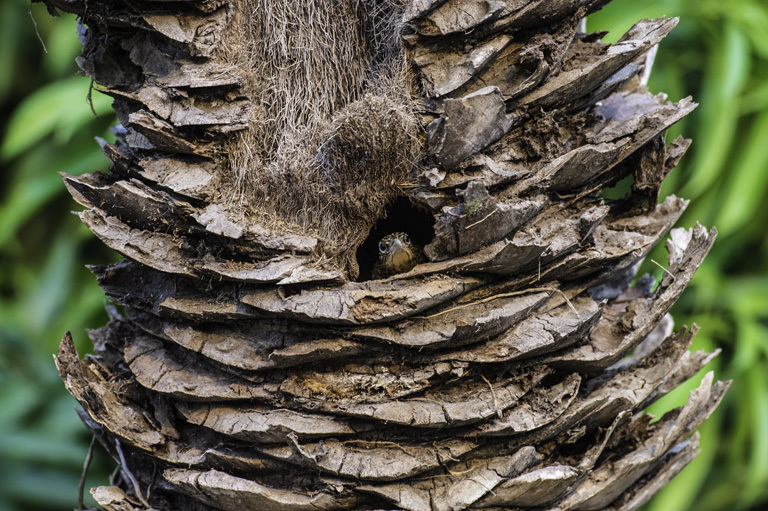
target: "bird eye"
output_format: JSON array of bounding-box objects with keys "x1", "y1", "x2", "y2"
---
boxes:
[
  {"x1": 378, "y1": 242, "x2": 387, "y2": 253},
  {"x1": 402, "y1": 234, "x2": 410, "y2": 243}
]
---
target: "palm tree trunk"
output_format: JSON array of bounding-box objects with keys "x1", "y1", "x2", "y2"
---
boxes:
[{"x1": 38, "y1": 0, "x2": 728, "y2": 510}]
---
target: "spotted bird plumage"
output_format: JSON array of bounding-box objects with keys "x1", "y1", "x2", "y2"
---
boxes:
[{"x1": 371, "y1": 232, "x2": 423, "y2": 279}]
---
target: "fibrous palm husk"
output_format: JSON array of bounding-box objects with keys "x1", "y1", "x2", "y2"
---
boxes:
[{"x1": 38, "y1": 0, "x2": 728, "y2": 510}]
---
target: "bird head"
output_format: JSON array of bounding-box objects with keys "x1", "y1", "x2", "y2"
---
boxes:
[{"x1": 378, "y1": 232, "x2": 412, "y2": 257}]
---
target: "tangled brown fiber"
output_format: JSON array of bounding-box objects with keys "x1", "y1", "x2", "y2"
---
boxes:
[{"x1": 216, "y1": 0, "x2": 422, "y2": 276}]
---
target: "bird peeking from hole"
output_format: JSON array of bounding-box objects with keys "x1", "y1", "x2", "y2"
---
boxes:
[{"x1": 372, "y1": 232, "x2": 424, "y2": 279}]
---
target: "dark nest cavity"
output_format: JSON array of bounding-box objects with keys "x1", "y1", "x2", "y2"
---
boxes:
[{"x1": 215, "y1": 0, "x2": 424, "y2": 278}]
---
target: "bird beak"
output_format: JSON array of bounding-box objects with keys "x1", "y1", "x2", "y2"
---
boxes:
[{"x1": 389, "y1": 238, "x2": 403, "y2": 253}]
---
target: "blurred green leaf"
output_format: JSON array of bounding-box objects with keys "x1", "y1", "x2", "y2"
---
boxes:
[
  {"x1": 0, "y1": 2, "x2": 21, "y2": 99},
  {"x1": 742, "y1": 351, "x2": 768, "y2": 505},
  {"x1": 730, "y1": 314, "x2": 762, "y2": 375},
  {"x1": 0, "y1": 380, "x2": 43, "y2": 427},
  {"x1": 0, "y1": 429, "x2": 86, "y2": 466},
  {"x1": 41, "y1": 12, "x2": 82, "y2": 77},
  {"x1": 681, "y1": 20, "x2": 750, "y2": 200},
  {"x1": 728, "y1": 3, "x2": 768, "y2": 59},
  {"x1": 0, "y1": 465, "x2": 87, "y2": 507},
  {"x1": 0, "y1": 163, "x2": 61, "y2": 247},
  {"x1": 740, "y1": 79, "x2": 768, "y2": 115},
  {"x1": 1, "y1": 76, "x2": 112, "y2": 161},
  {"x1": 714, "y1": 111, "x2": 768, "y2": 234},
  {"x1": 726, "y1": 278, "x2": 768, "y2": 317}
]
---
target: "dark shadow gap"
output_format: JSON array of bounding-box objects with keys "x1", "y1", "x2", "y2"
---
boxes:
[{"x1": 356, "y1": 196, "x2": 435, "y2": 281}]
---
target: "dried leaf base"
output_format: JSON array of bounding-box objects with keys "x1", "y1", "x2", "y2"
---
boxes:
[{"x1": 39, "y1": 0, "x2": 730, "y2": 510}]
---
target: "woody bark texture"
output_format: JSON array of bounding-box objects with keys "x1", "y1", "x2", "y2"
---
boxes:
[{"x1": 39, "y1": 0, "x2": 728, "y2": 510}]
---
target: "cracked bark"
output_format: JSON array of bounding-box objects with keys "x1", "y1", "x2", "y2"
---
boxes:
[{"x1": 39, "y1": 0, "x2": 728, "y2": 510}]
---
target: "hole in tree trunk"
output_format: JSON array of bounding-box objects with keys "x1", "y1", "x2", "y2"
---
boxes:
[{"x1": 356, "y1": 197, "x2": 435, "y2": 281}]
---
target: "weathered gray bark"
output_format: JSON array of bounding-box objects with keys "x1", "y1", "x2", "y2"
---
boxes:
[{"x1": 39, "y1": 0, "x2": 727, "y2": 510}]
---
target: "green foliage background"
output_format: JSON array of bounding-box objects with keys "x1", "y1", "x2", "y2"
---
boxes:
[{"x1": 0, "y1": 0, "x2": 766, "y2": 509}]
